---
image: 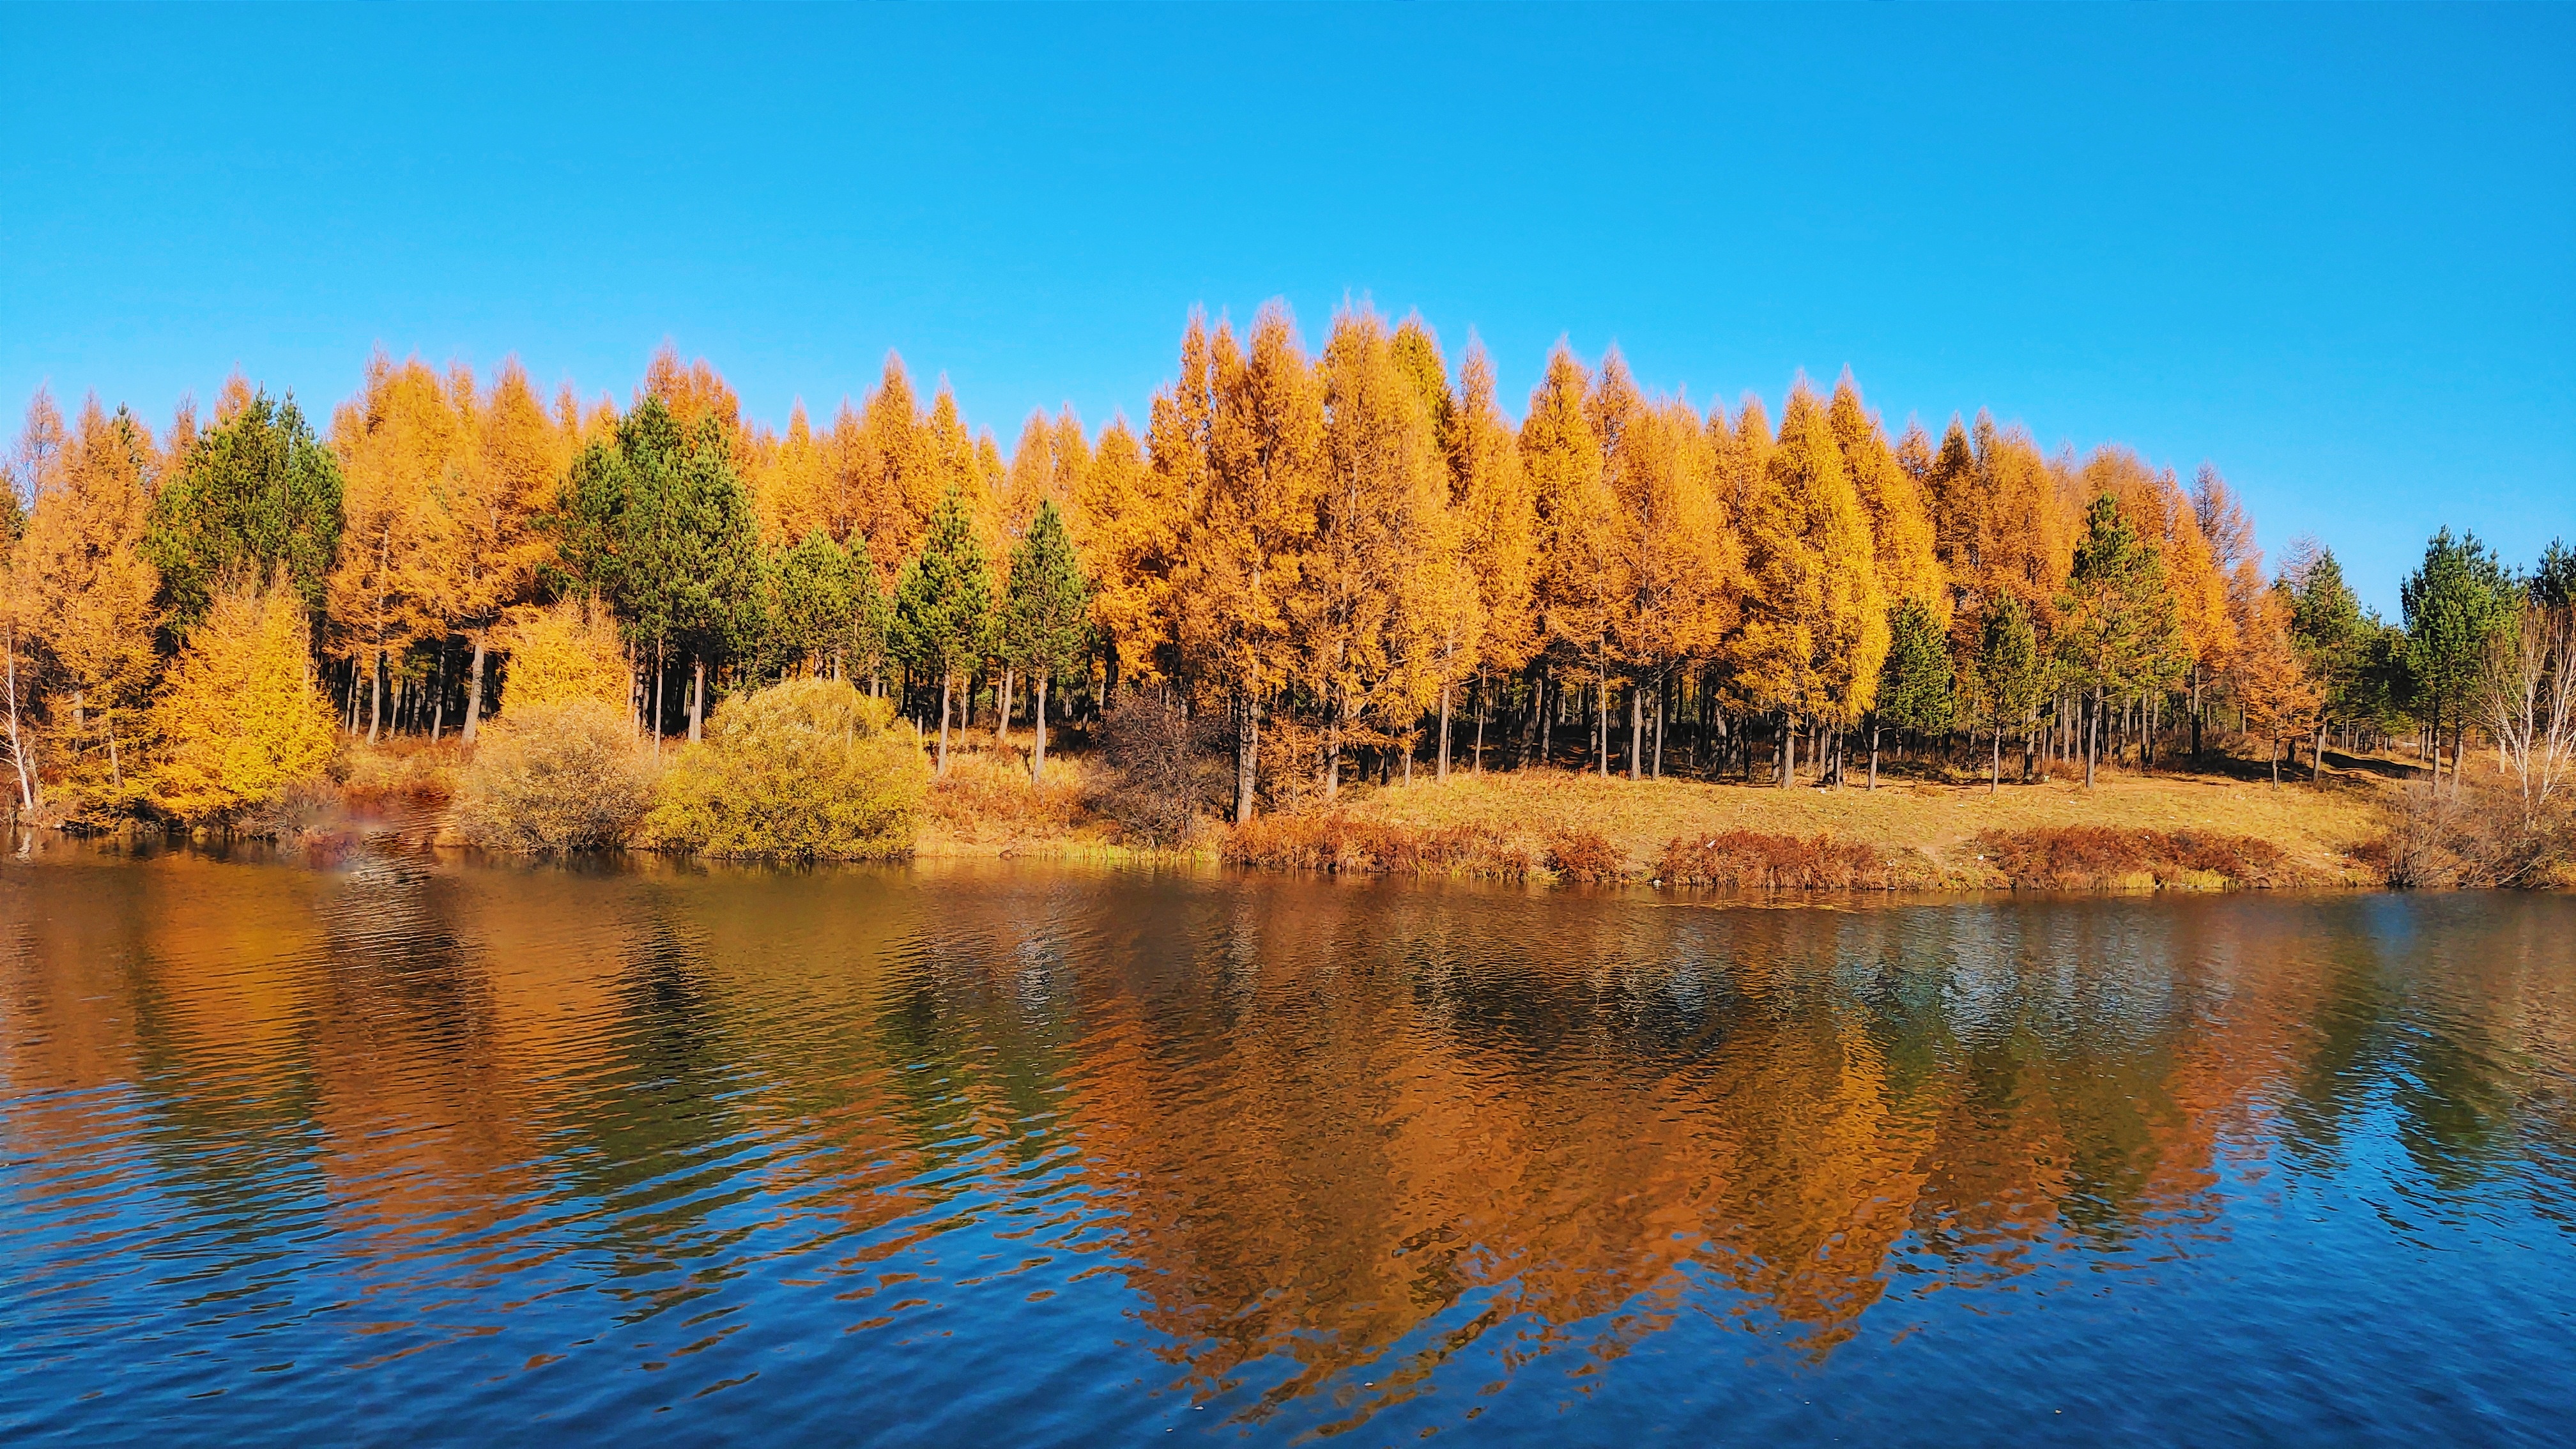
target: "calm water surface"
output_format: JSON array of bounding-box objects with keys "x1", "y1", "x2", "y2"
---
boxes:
[{"x1": 2, "y1": 831, "x2": 2572, "y2": 1445}]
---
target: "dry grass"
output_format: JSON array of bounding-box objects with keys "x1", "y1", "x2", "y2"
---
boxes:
[
  {"x1": 339, "y1": 735, "x2": 468, "y2": 805},
  {"x1": 1542, "y1": 827, "x2": 1624, "y2": 883},
  {"x1": 1222, "y1": 813, "x2": 1532, "y2": 878},
  {"x1": 1653, "y1": 830, "x2": 1919, "y2": 890},
  {"x1": 1970, "y1": 825, "x2": 2301, "y2": 890},
  {"x1": 1323, "y1": 760, "x2": 2391, "y2": 888},
  {"x1": 916, "y1": 747, "x2": 1121, "y2": 855}
]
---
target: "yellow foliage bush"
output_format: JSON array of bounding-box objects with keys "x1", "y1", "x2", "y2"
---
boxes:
[
  {"x1": 641, "y1": 677, "x2": 928, "y2": 859},
  {"x1": 150, "y1": 586, "x2": 336, "y2": 827},
  {"x1": 499, "y1": 600, "x2": 630, "y2": 716},
  {"x1": 454, "y1": 698, "x2": 657, "y2": 852}
]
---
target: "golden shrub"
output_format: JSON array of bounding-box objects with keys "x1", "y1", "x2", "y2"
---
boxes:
[
  {"x1": 453, "y1": 698, "x2": 657, "y2": 852},
  {"x1": 640, "y1": 677, "x2": 927, "y2": 859},
  {"x1": 150, "y1": 586, "x2": 335, "y2": 827}
]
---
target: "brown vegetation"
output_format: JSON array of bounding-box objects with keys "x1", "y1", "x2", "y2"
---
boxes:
[
  {"x1": 1222, "y1": 813, "x2": 1531, "y2": 879},
  {"x1": 2358, "y1": 780, "x2": 2574, "y2": 889},
  {"x1": 1653, "y1": 831, "x2": 1914, "y2": 890},
  {"x1": 1542, "y1": 827, "x2": 1625, "y2": 883},
  {"x1": 452, "y1": 699, "x2": 657, "y2": 852},
  {"x1": 1972, "y1": 825, "x2": 2300, "y2": 890}
]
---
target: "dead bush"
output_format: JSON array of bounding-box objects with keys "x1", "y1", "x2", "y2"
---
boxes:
[
  {"x1": 2360, "y1": 781, "x2": 2573, "y2": 889},
  {"x1": 1544, "y1": 828, "x2": 1627, "y2": 883},
  {"x1": 1092, "y1": 691, "x2": 1225, "y2": 848},
  {"x1": 1223, "y1": 813, "x2": 1531, "y2": 878},
  {"x1": 455, "y1": 699, "x2": 659, "y2": 852},
  {"x1": 1653, "y1": 830, "x2": 1905, "y2": 890},
  {"x1": 1973, "y1": 825, "x2": 2296, "y2": 890}
]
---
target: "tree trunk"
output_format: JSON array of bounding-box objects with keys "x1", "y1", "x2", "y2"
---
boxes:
[
  {"x1": 1627, "y1": 680, "x2": 1642, "y2": 781},
  {"x1": 936, "y1": 670, "x2": 951, "y2": 778},
  {"x1": 1473, "y1": 673, "x2": 1487, "y2": 776},
  {"x1": 431, "y1": 641, "x2": 447, "y2": 742},
  {"x1": 1782, "y1": 712, "x2": 1797, "y2": 787},
  {"x1": 1652, "y1": 670, "x2": 1666, "y2": 779},
  {"x1": 463, "y1": 636, "x2": 487, "y2": 745},
  {"x1": 996, "y1": 666, "x2": 1013, "y2": 754},
  {"x1": 652, "y1": 643, "x2": 666, "y2": 744},
  {"x1": 2085, "y1": 689, "x2": 2101, "y2": 789},
  {"x1": 2271, "y1": 737, "x2": 2281, "y2": 787},
  {"x1": 367, "y1": 650, "x2": 385, "y2": 744},
  {"x1": 1438, "y1": 678, "x2": 1452, "y2": 783},
  {"x1": 687, "y1": 657, "x2": 707, "y2": 743},
  {"x1": 4, "y1": 626, "x2": 34, "y2": 811},
  {"x1": 1524, "y1": 670, "x2": 1545, "y2": 768},
  {"x1": 1234, "y1": 686, "x2": 1257, "y2": 823},
  {"x1": 1031, "y1": 675, "x2": 1049, "y2": 786}
]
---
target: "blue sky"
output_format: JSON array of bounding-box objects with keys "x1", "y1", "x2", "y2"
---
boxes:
[{"x1": 4, "y1": 3, "x2": 2570, "y2": 611}]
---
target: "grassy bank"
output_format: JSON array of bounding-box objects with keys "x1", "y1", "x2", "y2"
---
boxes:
[
  {"x1": 321, "y1": 728, "x2": 2557, "y2": 893},
  {"x1": 866, "y1": 738, "x2": 2405, "y2": 890}
]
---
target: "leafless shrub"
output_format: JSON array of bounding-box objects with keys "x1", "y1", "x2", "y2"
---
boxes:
[
  {"x1": 2362, "y1": 779, "x2": 2573, "y2": 889},
  {"x1": 1092, "y1": 690, "x2": 1223, "y2": 848}
]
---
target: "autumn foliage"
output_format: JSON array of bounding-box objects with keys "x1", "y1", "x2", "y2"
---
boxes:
[{"x1": 0, "y1": 312, "x2": 2549, "y2": 873}]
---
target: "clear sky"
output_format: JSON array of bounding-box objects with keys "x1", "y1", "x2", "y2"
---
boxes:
[{"x1": 4, "y1": 3, "x2": 2570, "y2": 612}]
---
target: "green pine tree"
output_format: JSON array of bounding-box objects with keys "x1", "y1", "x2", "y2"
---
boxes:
[
  {"x1": 893, "y1": 484, "x2": 992, "y2": 776},
  {"x1": 2286, "y1": 546, "x2": 2371, "y2": 769},
  {"x1": 1972, "y1": 595, "x2": 2046, "y2": 793},
  {"x1": 143, "y1": 390, "x2": 342, "y2": 639},
  {"x1": 765, "y1": 528, "x2": 857, "y2": 679},
  {"x1": 1869, "y1": 597, "x2": 1953, "y2": 786},
  {"x1": 2400, "y1": 527, "x2": 2514, "y2": 790},
  {"x1": 2053, "y1": 493, "x2": 2183, "y2": 786},
  {"x1": 1000, "y1": 499, "x2": 1093, "y2": 783}
]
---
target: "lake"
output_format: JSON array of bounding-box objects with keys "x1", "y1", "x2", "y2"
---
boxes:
[{"x1": 3, "y1": 832, "x2": 2572, "y2": 1445}]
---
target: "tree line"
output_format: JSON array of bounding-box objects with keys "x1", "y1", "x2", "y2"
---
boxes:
[{"x1": 3, "y1": 306, "x2": 2568, "y2": 827}]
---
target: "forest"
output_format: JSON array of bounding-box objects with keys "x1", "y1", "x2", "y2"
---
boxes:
[{"x1": 3, "y1": 304, "x2": 2569, "y2": 866}]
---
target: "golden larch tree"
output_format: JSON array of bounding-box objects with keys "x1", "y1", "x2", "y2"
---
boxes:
[
  {"x1": 1171, "y1": 305, "x2": 1326, "y2": 820},
  {"x1": 1735, "y1": 381, "x2": 1888, "y2": 783},
  {"x1": 14, "y1": 397, "x2": 162, "y2": 806},
  {"x1": 1521, "y1": 344, "x2": 1623, "y2": 772}
]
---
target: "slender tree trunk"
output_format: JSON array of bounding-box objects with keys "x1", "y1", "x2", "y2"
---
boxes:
[
  {"x1": 652, "y1": 643, "x2": 666, "y2": 745},
  {"x1": 4, "y1": 626, "x2": 33, "y2": 811},
  {"x1": 2084, "y1": 689, "x2": 2099, "y2": 789},
  {"x1": 936, "y1": 670, "x2": 951, "y2": 778},
  {"x1": 1586, "y1": 675, "x2": 1607, "y2": 778},
  {"x1": 431, "y1": 641, "x2": 447, "y2": 742},
  {"x1": 1869, "y1": 717, "x2": 1880, "y2": 791},
  {"x1": 687, "y1": 657, "x2": 706, "y2": 743},
  {"x1": 1438, "y1": 678, "x2": 1452, "y2": 783},
  {"x1": 2271, "y1": 737, "x2": 2281, "y2": 787},
  {"x1": 463, "y1": 636, "x2": 487, "y2": 745},
  {"x1": 996, "y1": 666, "x2": 1013, "y2": 754},
  {"x1": 1235, "y1": 684, "x2": 1257, "y2": 823},
  {"x1": 1524, "y1": 675, "x2": 1545, "y2": 768},
  {"x1": 367, "y1": 650, "x2": 385, "y2": 744},
  {"x1": 1653, "y1": 670, "x2": 1666, "y2": 779},
  {"x1": 1627, "y1": 680, "x2": 1642, "y2": 781},
  {"x1": 1782, "y1": 712, "x2": 1797, "y2": 787},
  {"x1": 1032, "y1": 675, "x2": 1050, "y2": 786},
  {"x1": 1473, "y1": 673, "x2": 1487, "y2": 776}
]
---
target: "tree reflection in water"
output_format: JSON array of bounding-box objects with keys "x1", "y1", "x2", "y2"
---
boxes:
[{"x1": 1, "y1": 841, "x2": 2571, "y2": 1443}]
